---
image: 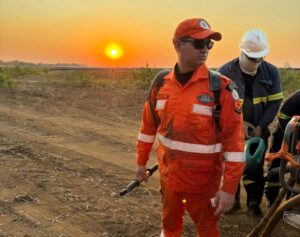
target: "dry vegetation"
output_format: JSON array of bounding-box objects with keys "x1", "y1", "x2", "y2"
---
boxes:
[{"x1": 0, "y1": 66, "x2": 299, "y2": 237}]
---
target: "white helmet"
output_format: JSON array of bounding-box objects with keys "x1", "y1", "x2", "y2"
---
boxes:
[{"x1": 240, "y1": 29, "x2": 269, "y2": 58}]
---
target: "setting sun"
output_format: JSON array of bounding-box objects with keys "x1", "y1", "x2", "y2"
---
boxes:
[{"x1": 105, "y1": 43, "x2": 124, "y2": 60}]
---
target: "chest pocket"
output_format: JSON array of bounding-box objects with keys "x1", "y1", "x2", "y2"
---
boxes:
[
  {"x1": 155, "y1": 93, "x2": 168, "y2": 110},
  {"x1": 156, "y1": 99, "x2": 167, "y2": 110},
  {"x1": 155, "y1": 93, "x2": 169, "y2": 127},
  {"x1": 188, "y1": 103, "x2": 214, "y2": 137}
]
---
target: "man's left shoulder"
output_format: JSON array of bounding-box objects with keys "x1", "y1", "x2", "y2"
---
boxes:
[{"x1": 261, "y1": 61, "x2": 279, "y2": 73}]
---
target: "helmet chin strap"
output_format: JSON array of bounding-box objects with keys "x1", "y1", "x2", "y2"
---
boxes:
[{"x1": 239, "y1": 54, "x2": 261, "y2": 76}]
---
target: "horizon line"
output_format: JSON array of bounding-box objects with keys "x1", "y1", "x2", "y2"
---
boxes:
[{"x1": 0, "y1": 59, "x2": 299, "y2": 70}]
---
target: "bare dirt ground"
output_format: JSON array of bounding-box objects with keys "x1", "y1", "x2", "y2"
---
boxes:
[{"x1": 0, "y1": 71, "x2": 298, "y2": 237}]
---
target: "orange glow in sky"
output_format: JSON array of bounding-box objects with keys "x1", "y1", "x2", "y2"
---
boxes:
[
  {"x1": 105, "y1": 43, "x2": 124, "y2": 60},
  {"x1": 1, "y1": 0, "x2": 300, "y2": 68}
]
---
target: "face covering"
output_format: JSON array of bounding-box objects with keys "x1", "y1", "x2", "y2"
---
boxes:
[{"x1": 239, "y1": 53, "x2": 262, "y2": 76}]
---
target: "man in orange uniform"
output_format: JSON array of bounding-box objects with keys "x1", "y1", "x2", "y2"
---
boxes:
[{"x1": 135, "y1": 18, "x2": 245, "y2": 237}]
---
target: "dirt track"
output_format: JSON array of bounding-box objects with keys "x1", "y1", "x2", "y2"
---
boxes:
[{"x1": 0, "y1": 72, "x2": 298, "y2": 236}]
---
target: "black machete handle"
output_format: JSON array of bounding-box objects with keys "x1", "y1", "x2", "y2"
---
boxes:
[
  {"x1": 146, "y1": 164, "x2": 158, "y2": 176},
  {"x1": 119, "y1": 163, "x2": 158, "y2": 196},
  {"x1": 119, "y1": 179, "x2": 140, "y2": 196}
]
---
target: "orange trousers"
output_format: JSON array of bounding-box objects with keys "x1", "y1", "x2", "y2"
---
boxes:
[{"x1": 160, "y1": 186, "x2": 220, "y2": 237}]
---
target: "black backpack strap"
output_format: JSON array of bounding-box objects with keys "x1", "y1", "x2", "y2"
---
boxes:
[
  {"x1": 147, "y1": 69, "x2": 220, "y2": 129},
  {"x1": 209, "y1": 70, "x2": 222, "y2": 125},
  {"x1": 147, "y1": 69, "x2": 171, "y2": 129}
]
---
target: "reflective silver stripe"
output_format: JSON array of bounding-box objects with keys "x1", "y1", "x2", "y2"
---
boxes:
[
  {"x1": 156, "y1": 99, "x2": 167, "y2": 110},
  {"x1": 224, "y1": 152, "x2": 245, "y2": 162},
  {"x1": 158, "y1": 133, "x2": 221, "y2": 154},
  {"x1": 138, "y1": 133, "x2": 156, "y2": 143},
  {"x1": 160, "y1": 231, "x2": 165, "y2": 237},
  {"x1": 192, "y1": 104, "x2": 212, "y2": 116}
]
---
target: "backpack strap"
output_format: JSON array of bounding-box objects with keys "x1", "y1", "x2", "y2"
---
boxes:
[
  {"x1": 209, "y1": 70, "x2": 222, "y2": 125},
  {"x1": 147, "y1": 69, "x2": 221, "y2": 129},
  {"x1": 147, "y1": 69, "x2": 171, "y2": 129}
]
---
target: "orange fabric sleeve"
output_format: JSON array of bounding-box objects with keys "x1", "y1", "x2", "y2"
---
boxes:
[
  {"x1": 221, "y1": 162, "x2": 245, "y2": 194},
  {"x1": 136, "y1": 101, "x2": 157, "y2": 166},
  {"x1": 219, "y1": 77, "x2": 246, "y2": 194}
]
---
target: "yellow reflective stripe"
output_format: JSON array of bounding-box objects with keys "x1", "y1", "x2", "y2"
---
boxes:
[
  {"x1": 278, "y1": 112, "x2": 291, "y2": 120},
  {"x1": 243, "y1": 179, "x2": 255, "y2": 185},
  {"x1": 265, "y1": 182, "x2": 282, "y2": 188},
  {"x1": 267, "y1": 92, "x2": 283, "y2": 101},
  {"x1": 253, "y1": 97, "x2": 267, "y2": 104},
  {"x1": 239, "y1": 99, "x2": 244, "y2": 105},
  {"x1": 253, "y1": 93, "x2": 283, "y2": 105}
]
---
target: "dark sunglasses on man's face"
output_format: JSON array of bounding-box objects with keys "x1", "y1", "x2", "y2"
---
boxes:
[
  {"x1": 244, "y1": 53, "x2": 264, "y2": 63},
  {"x1": 180, "y1": 38, "x2": 214, "y2": 50}
]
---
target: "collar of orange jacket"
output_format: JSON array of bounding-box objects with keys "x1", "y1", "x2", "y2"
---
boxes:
[{"x1": 165, "y1": 64, "x2": 209, "y2": 84}]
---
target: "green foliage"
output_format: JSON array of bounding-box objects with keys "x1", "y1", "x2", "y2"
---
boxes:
[
  {"x1": 2, "y1": 66, "x2": 297, "y2": 95},
  {"x1": 8, "y1": 66, "x2": 42, "y2": 77},
  {"x1": 92, "y1": 79, "x2": 109, "y2": 88},
  {"x1": 279, "y1": 68, "x2": 300, "y2": 98},
  {"x1": 129, "y1": 66, "x2": 162, "y2": 89},
  {"x1": 0, "y1": 68, "x2": 14, "y2": 88},
  {"x1": 66, "y1": 73, "x2": 91, "y2": 87},
  {"x1": 48, "y1": 71, "x2": 92, "y2": 87}
]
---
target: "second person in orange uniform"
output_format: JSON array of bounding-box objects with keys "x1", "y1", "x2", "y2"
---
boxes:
[{"x1": 136, "y1": 18, "x2": 246, "y2": 237}]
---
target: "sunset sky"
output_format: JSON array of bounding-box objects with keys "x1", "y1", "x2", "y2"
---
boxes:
[{"x1": 1, "y1": 0, "x2": 300, "y2": 68}]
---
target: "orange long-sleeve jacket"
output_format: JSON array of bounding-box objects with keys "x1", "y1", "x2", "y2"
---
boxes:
[{"x1": 136, "y1": 64, "x2": 245, "y2": 194}]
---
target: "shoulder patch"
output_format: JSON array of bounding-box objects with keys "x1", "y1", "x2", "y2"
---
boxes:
[
  {"x1": 226, "y1": 82, "x2": 239, "y2": 101},
  {"x1": 225, "y1": 82, "x2": 241, "y2": 113},
  {"x1": 231, "y1": 89, "x2": 240, "y2": 101},
  {"x1": 198, "y1": 94, "x2": 213, "y2": 104},
  {"x1": 234, "y1": 100, "x2": 242, "y2": 114}
]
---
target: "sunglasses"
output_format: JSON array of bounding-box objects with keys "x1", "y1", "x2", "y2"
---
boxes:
[
  {"x1": 180, "y1": 38, "x2": 214, "y2": 50},
  {"x1": 244, "y1": 53, "x2": 264, "y2": 63}
]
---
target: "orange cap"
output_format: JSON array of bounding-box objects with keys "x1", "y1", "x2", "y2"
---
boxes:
[{"x1": 174, "y1": 18, "x2": 222, "y2": 41}]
